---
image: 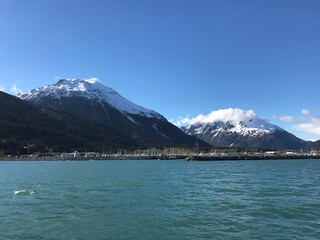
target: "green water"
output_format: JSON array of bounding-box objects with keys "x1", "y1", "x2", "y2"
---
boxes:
[{"x1": 0, "y1": 160, "x2": 319, "y2": 239}]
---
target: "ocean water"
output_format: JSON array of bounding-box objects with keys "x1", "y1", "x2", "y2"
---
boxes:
[{"x1": 0, "y1": 159, "x2": 319, "y2": 240}]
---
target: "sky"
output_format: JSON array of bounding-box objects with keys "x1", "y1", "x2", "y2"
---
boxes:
[{"x1": 0, "y1": 0, "x2": 319, "y2": 141}]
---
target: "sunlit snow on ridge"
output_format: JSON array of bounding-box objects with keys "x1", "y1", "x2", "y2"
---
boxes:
[
  {"x1": 84, "y1": 77, "x2": 99, "y2": 84},
  {"x1": 18, "y1": 78, "x2": 163, "y2": 119}
]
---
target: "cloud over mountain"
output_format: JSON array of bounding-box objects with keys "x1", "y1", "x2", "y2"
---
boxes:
[
  {"x1": 179, "y1": 108, "x2": 308, "y2": 149},
  {"x1": 172, "y1": 108, "x2": 264, "y2": 127},
  {"x1": 10, "y1": 84, "x2": 22, "y2": 95}
]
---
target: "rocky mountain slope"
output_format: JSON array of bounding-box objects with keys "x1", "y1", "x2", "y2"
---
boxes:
[
  {"x1": 0, "y1": 91, "x2": 139, "y2": 155},
  {"x1": 181, "y1": 109, "x2": 308, "y2": 150},
  {"x1": 18, "y1": 79, "x2": 207, "y2": 147}
]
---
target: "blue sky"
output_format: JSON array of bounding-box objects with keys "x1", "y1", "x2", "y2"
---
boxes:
[{"x1": 0, "y1": 0, "x2": 319, "y2": 141}]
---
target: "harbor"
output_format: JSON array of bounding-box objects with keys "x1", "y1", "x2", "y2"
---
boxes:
[{"x1": 1, "y1": 149, "x2": 320, "y2": 161}]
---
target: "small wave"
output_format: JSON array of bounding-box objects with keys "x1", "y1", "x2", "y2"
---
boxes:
[{"x1": 13, "y1": 190, "x2": 35, "y2": 196}]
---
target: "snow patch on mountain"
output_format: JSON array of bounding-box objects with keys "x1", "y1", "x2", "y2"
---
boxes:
[
  {"x1": 18, "y1": 79, "x2": 163, "y2": 119},
  {"x1": 152, "y1": 124, "x2": 170, "y2": 139}
]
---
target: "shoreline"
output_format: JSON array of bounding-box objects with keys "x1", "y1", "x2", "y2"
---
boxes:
[
  {"x1": 186, "y1": 155, "x2": 320, "y2": 161},
  {"x1": 0, "y1": 155, "x2": 186, "y2": 161},
  {"x1": 0, "y1": 154, "x2": 320, "y2": 161}
]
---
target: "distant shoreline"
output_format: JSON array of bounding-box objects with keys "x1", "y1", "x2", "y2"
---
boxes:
[
  {"x1": 0, "y1": 155, "x2": 184, "y2": 161},
  {"x1": 0, "y1": 154, "x2": 320, "y2": 161},
  {"x1": 186, "y1": 155, "x2": 320, "y2": 161}
]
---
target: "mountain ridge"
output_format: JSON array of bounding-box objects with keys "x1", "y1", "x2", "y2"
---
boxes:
[
  {"x1": 9, "y1": 80, "x2": 319, "y2": 151},
  {"x1": 18, "y1": 79, "x2": 208, "y2": 148},
  {"x1": 0, "y1": 91, "x2": 140, "y2": 155},
  {"x1": 181, "y1": 109, "x2": 310, "y2": 150},
  {"x1": 19, "y1": 78, "x2": 163, "y2": 119}
]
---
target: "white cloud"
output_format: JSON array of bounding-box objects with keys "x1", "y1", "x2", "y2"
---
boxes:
[
  {"x1": 278, "y1": 111, "x2": 309, "y2": 124},
  {"x1": 294, "y1": 117, "x2": 320, "y2": 136},
  {"x1": 171, "y1": 108, "x2": 259, "y2": 127},
  {"x1": 280, "y1": 115, "x2": 294, "y2": 122},
  {"x1": 279, "y1": 109, "x2": 320, "y2": 136},
  {"x1": 0, "y1": 85, "x2": 4, "y2": 92},
  {"x1": 10, "y1": 84, "x2": 22, "y2": 95},
  {"x1": 301, "y1": 109, "x2": 312, "y2": 116},
  {"x1": 84, "y1": 77, "x2": 100, "y2": 84},
  {"x1": 170, "y1": 115, "x2": 192, "y2": 127}
]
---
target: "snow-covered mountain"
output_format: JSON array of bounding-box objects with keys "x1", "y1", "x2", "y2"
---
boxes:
[
  {"x1": 18, "y1": 79, "x2": 206, "y2": 147},
  {"x1": 181, "y1": 108, "x2": 307, "y2": 150},
  {"x1": 19, "y1": 78, "x2": 163, "y2": 120}
]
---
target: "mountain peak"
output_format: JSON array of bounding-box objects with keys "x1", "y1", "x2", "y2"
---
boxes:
[
  {"x1": 18, "y1": 78, "x2": 163, "y2": 119},
  {"x1": 180, "y1": 108, "x2": 279, "y2": 134},
  {"x1": 58, "y1": 78, "x2": 100, "y2": 86},
  {"x1": 15, "y1": 79, "x2": 206, "y2": 148},
  {"x1": 53, "y1": 78, "x2": 115, "y2": 93},
  {"x1": 180, "y1": 108, "x2": 308, "y2": 149}
]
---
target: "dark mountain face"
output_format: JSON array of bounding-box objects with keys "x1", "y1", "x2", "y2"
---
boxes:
[
  {"x1": 0, "y1": 91, "x2": 139, "y2": 155},
  {"x1": 182, "y1": 121, "x2": 308, "y2": 150},
  {"x1": 18, "y1": 79, "x2": 208, "y2": 148}
]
